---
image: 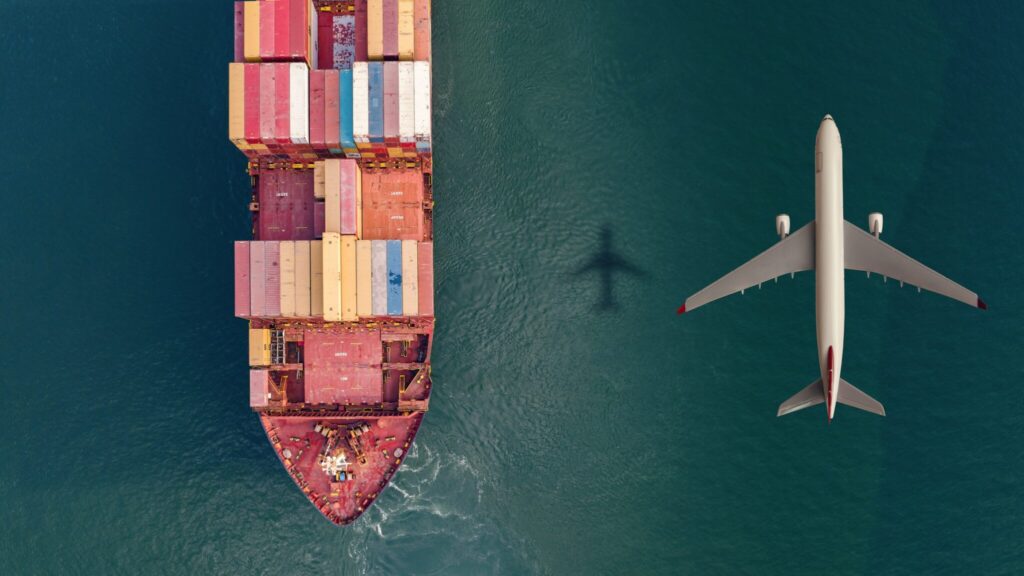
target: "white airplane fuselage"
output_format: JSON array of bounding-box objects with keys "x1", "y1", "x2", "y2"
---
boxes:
[{"x1": 815, "y1": 115, "x2": 844, "y2": 421}]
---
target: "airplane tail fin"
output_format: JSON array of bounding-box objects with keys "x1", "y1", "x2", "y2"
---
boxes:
[
  {"x1": 837, "y1": 378, "x2": 886, "y2": 416},
  {"x1": 777, "y1": 379, "x2": 824, "y2": 417}
]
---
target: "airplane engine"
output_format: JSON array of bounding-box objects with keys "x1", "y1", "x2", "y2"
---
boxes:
[
  {"x1": 776, "y1": 214, "x2": 790, "y2": 240},
  {"x1": 868, "y1": 212, "x2": 883, "y2": 237}
]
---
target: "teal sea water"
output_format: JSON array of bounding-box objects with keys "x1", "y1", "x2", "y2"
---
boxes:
[{"x1": 2, "y1": 1, "x2": 1022, "y2": 574}]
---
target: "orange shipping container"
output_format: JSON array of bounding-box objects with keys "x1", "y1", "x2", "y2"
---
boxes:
[
  {"x1": 228, "y1": 63, "x2": 247, "y2": 148},
  {"x1": 322, "y1": 233, "x2": 342, "y2": 321},
  {"x1": 279, "y1": 240, "x2": 296, "y2": 317},
  {"x1": 356, "y1": 240, "x2": 373, "y2": 316},
  {"x1": 295, "y1": 240, "x2": 311, "y2": 317},
  {"x1": 397, "y1": 0, "x2": 414, "y2": 60},
  {"x1": 310, "y1": 240, "x2": 324, "y2": 316},
  {"x1": 341, "y1": 235, "x2": 358, "y2": 321},
  {"x1": 367, "y1": 0, "x2": 384, "y2": 60},
  {"x1": 413, "y1": 0, "x2": 430, "y2": 60},
  {"x1": 401, "y1": 239, "x2": 418, "y2": 316},
  {"x1": 244, "y1": 1, "x2": 261, "y2": 61}
]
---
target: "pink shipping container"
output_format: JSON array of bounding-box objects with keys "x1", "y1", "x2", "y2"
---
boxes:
[
  {"x1": 417, "y1": 241, "x2": 434, "y2": 316},
  {"x1": 260, "y1": 0, "x2": 276, "y2": 60},
  {"x1": 244, "y1": 64, "x2": 261, "y2": 146},
  {"x1": 234, "y1": 2, "x2": 245, "y2": 62},
  {"x1": 383, "y1": 62, "x2": 399, "y2": 142},
  {"x1": 288, "y1": 0, "x2": 306, "y2": 61},
  {"x1": 413, "y1": 0, "x2": 430, "y2": 60},
  {"x1": 314, "y1": 201, "x2": 325, "y2": 238},
  {"x1": 324, "y1": 69, "x2": 341, "y2": 150},
  {"x1": 250, "y1": 241, "x2": 267, "y2": 316},
  {"x1": 265, "y1": 241, "x2": 282, "y2": 316},
  {"x1": 259, "y1": 64, "x2": 277, "y2": 146},
  {"x1": 383, "y1": 0, "x2": 398, "y2": 58},
  {"x1": 309, "y1": 70, "x2": 325, "y2": 149},
  {"x1": 274, "y1": 63, "x2": 291, "y2": 144},
  {"x1": 339, "y1": 159, "x2": 359, "y2": 235},
  {"x1": 235, "y1": 241, "x2": 251, "y2": 317},
  {"x1": 250, "y1": 370, "x2": 270, "y2": 408},
  {"x1": 355, "y1": 0, "x2": 368, "y2": 61}
]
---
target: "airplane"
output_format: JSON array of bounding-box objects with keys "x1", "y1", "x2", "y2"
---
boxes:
[
  {"x1": 677, "y1": 115, "x2": 985, "y2": 421},
  {"x1": 575, "y1": 225, "x2": 646, "y2": 310}
]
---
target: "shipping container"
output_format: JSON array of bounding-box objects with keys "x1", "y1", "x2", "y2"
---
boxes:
[
  {"x1": 355, "y1": 0, "x2": 368, "y2": 61},
  {"x1": 383, "y1": 62, "x2": 399, "y2": 142},
  {"x1": 322, "y1": 233, "x2": 342, "y2": 321},
  {"x1": 250, "y1": 241, "x2": 267, "y2": 316},
  {"x1": 313, "y1": 160, "x2": 325, "y2": 199},
  {"x1": 250, "y1": 329, "x2": 272, "y2": 365},
  {"x1": 398, "y1": 62, "x2": 415, "y2": 143},
  {"x1": 356, "y1": 240, "x2": 373, "y2": 317},
  {"x1": 274, "y1": 0, "x2": 290, "y2": 62},
  {"x1": 352, "y1": 63, "x2": 369, "y2": 143},
  {"x1": 308, "y1": 0, "x2": 317, "y2": 68},
  {"x1": 295, "y1": 240, "x2": 311, "y2": 317},
  {"x1": 331, "y1": 14, "x2": 356, "y2": 69},
  {"x1": 397, "y1": 0, "x2": 414, "y2": 60},
  {"x1": 250, "y1": 369, "x2": 270, "y2": 408},
  {"x1": 339, "y1": 69, "x2": 356, "y2": 149},
  {"x1": 386, "y1": 240, "x2": 403, "y2": 315},
  {"x1": 265, "y1": 241, "x2": 282, "y2": 316},
  {"x1": 341, "y1": 236, "x2": 358, "y2": 321},
  {"x1": 367, "y1": 0, "x2": 383, "y2": 60},
  {"x1": 311, "y1": 240, "x2": 324, "y2": 316},
  {"x1": 234, "y1": 2, "x2": 245, "y2": 62},
  {"x1": 317, "y1": 6, "x2": 333, "y2": 69},
  {"x1": 289, "y1": 0, "x2": 307, "y2": 63},
  {"x1": 289, "y1": 63, "x2": 309, "y2": 144},
  {"x1": 339, "y1": 159, "x2": 360, "y2": 235},
  {"x1": 235, "y1": 241, "x2": 251, "y2": 317},
  {"x1": 274, "y1": 62, "x2": 291, "y2": 144},
  {"x1": 383, "y1": 0, "x2": 398, "y2": 58},
  {"x1": 314, "y1": 200, "x2": 325, "y2": 238},
  {"x1": 324, "y1": 159, "x2": 341, "y2": 233},
  {"x1": 259, "y1": 0, "x2": 275, "y2": 61},
  {"x1": 371, "y1": 240, "x2": 388, "y2": 315},
  {"x1": 244, "y1": 1, "x2": 261, "y2": 61},
  {"x1": 244, "y1": 63, "x2": 262, "y2": 148},
  {"x1": 280, "y1": 240, "x2": 296, "y2": 317},
  {"x1": 324, "y1": 69, "x2": 341, "y2": 152},
  {"x1": 368, "y1": 63, "x2": 384, "y2": 143},
  {"x1": 417, "y1": 241, "x2": 434, "y2": 316},
  {"x1": 229, "y1": 63, "x2": 246, "y2": 148},
  {"x1": 414, "y1": 61, "x2": 431, "y2": 143},
  {"x1": 259, "y1": 64, "x2": 277, "y2": 146},
  {"x1": 401, "y1": 239, "x2": 419, "y2": 316},
  {"x1": 308, "y1": 69, "x2": 324, "y2": 149},
  {"x1": 413, "y1": 0, "x2": 430, "y2": 60}
]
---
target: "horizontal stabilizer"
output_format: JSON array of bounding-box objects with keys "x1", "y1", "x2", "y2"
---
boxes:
[
  {"x1": 838, "y1": 379, "x2": 886, "y2": 416},
  {"x1": 777, "y1": 379, "x2": 824, "y2": 417}
]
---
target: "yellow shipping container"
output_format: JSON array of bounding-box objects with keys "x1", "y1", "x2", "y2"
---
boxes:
[
  {"x1": 228, "y1": 63, "x2": 245, "y2": 145},
  {"x1": 249, "y1": 328, "x2": 271, "y2": 366},
  {"x1": 280, "y1": 241, "x2": 296, "y2": 317},
  {"x1": 367, "y1": 0, "x2": 384, "y2": 60},
  {"x1": 356, "y1": 240, "x2": 373, "y2": 317},
  {"x1": 341, "y1": 235, "x2": 358, "y2": 321},
  {"x1": 295, "y1": 241, "x2": 311, "y2": 317},
  {"x1": 401, "y1": 239, "x2": 419, "y2": 316},
  {"x1": 313, "y1": 160, "x2": 325, "y2": 199},
  {"x1": 311, "y1": 240, "x2": 324, "y2": 317},
  {"x1": 398, "y1": 0, "x2": 414, "y2": 60},
  {"x1": 322, "y1": 233, "x2": 343, "y2": 321},
  {"x1": 243, "y1": 1, "x2": 261, "y2": 62},
  {"x1": 324, "y1": 159, "x2": 341, "y2": 233},
  {"x1": 387, "y1": 147, "x2": 403, "y2": 158},
  {"x1": 356, "y1": 142, "x2": 372, "y2": 150}
]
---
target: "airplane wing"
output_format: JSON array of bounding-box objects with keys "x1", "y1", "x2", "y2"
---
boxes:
[
  {"x1": 843, "y1": 220, "x2": 985, "y2": 309},
  {"x1": 680, "y1": 222, "x2": 815, "y2": 313}
]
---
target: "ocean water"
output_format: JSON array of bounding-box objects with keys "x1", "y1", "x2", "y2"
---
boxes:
[{"x1": 1, "y1": 1, "x2": 1022, "y2": 574}]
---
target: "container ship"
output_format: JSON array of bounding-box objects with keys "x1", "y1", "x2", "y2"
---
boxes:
[{"x1": 227, "y1": 0, "x2": 434, "y2": 525}]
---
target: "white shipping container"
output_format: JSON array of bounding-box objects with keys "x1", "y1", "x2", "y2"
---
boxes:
[
  {"x1": 398, "y1": 62, "x2": 415, "y2": 143},
  {"x1": 401, "y1": 240, "x2": 419, "y2": 316},
  {"x1": 414, "y1": 61, "x2": 431, "y2": 141},
  {"x1": 289, "y1": 63, "x2": 310, "y2": 144},
  {"x1": 371, "y1": 240, "x2": 388, "y2": 316},
  {"x1": 353, "y1": 62, "x2": 369, "y2": 143}
]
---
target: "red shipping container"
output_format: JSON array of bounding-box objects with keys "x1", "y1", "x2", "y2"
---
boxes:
[
  {"x1": 265, "y1": 241, "x2": 281, "y2": 317},
  {"x1": 339, "y1": 160, "x2": 359, "y2": 235},
  {"x1": 259, "y1": 64, "x2": 277, "y2": 146},
  {"x1": 324, "y1": 69, "x2": 341, "y2": 149},
  {"x1": 417, "y1": 241, "x2": 433, "y2": 316},
  {"x1": 289, "y1": 0, "x2": 306, "y2": 61},
  {"x1": 274, "y1": 0, "x2": 290, "y2": 60},
  {"x1": 383, "y1": 0, "x2": 398, "y2": 58},
  {"x1": 355, "y1": 0, "x2": 368, "y2": 61},
  {"x1": 309, "y1": 70, "x2": 325, "y2": 149},
  {"x1": 235, "y1": 241, "x2": 251, "y2": 317},
  {"x1": 383, "y1": 62, "x2": 399, "y2": 142},
  {"x1": 244, "y1": 64, "x2": 261, "y2": 144},
  {"x1": 274, "y1": 63, "x2": 291, "y2": 144},
  {"x1": 318, "y1": 10, "x2": 334, "y2": 69},
  {"x1": 234, "y1": 2, "x2": 245, "y2": 62},
  {"x1": 314, "y1": 201, "x2": 325, "y2": 238},
  {"x1": 250, "y1": 241, "x2": 267, "y2": 316},
  {"x1": 260, "y1": 0, "x2": 276, "y2": 60}
]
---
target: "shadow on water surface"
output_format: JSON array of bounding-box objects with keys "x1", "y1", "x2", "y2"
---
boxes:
[{"x1": 572, "y1": 224, "x2": 647, "y2": 311}]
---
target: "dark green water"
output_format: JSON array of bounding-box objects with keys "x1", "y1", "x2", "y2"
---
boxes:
[{"x1": 2, "y1": 1, "x2": 1022, "y2": 574}]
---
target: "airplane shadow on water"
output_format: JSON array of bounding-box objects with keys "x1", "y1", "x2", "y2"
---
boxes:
[{"x1": 572, "y1": 225, "x2": 647, "y2": 311}]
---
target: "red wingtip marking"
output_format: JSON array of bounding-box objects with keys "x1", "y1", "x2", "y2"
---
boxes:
[
  {"x1": 977, "y1": 298, "x2": 987, "y2": 310},
  {"x1": 676, "y1": 303, "x2": 686, "y2": 315}
]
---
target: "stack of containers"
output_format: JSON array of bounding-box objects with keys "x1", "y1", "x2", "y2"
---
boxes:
[
  {"x1": 236, "y1": 0, "x2": 317, "y2": 68},
  {"x1": 235, "y1": 240, "x2": 321, "y2": 319},
  {"x1": 320, "y1": 159, "x2": 362, "y2": 322},
  {"x1": 359, "y1": 240, "x2": 431, "y2": 317},
  {"x1": 228, "y1": 62, "x2": 310, "y2": 158}
]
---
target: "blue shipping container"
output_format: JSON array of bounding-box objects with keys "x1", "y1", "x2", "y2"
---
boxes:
[
  {"x1": 368, "y1": 62, "x2": 384, "y2": 143},
  {"x1": 340, "y1": 69, "x2": 355, "y2": 149},
  {"x1": 386, "y1": 240, "x2": 403, "y2": 315}
]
